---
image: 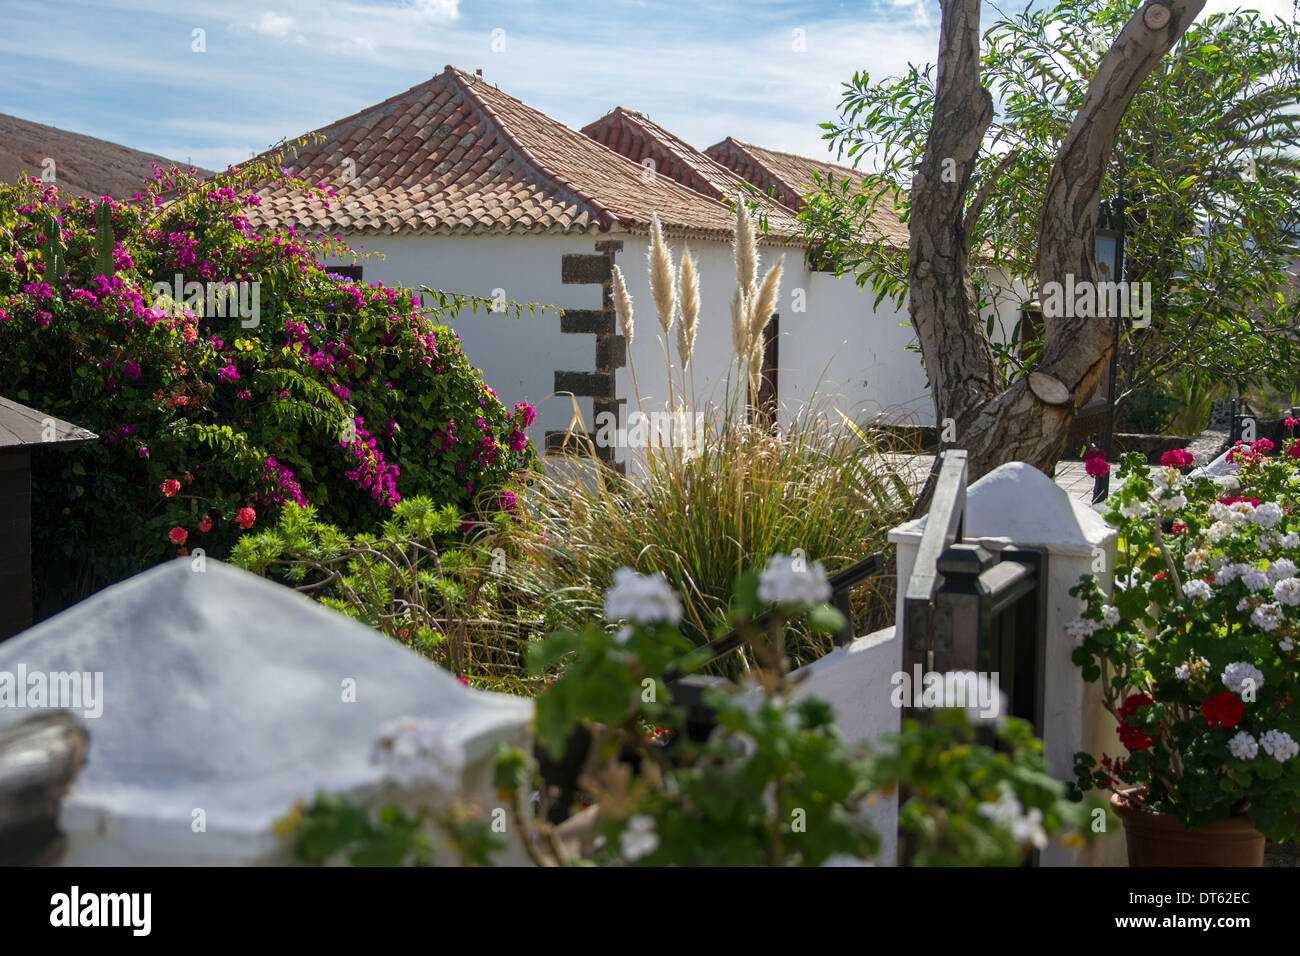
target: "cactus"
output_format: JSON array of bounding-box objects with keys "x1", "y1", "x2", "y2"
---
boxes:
[
  {"x1": 93, "y1": 202, "x2": 115, "y2": 278},
  {"x1": 40, "y1": 212, "x2": 65, "y2": 290}
]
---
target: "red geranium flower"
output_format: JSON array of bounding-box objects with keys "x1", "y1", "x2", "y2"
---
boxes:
[
  {"x1": 160, "y1": 479, "x2": 180, "y2": 498},
  {"x1": 236, "y1": 507, "x2": 256, "y2": 530},
  {"x1": 1201, "y1": 691, "x2": 1245, "y2": 729},
  {"x1": 1084, "y1": 447, "x2": 1109, "y2": 478},
  {"x1": 1160, "y1": 449, "x2": 1194, "y2": 468},
  {"x1": 1117, "y1": 693, "x2": 1157, "y2": 752},
  {"x1": 198, "y1": 514, "x2": 213, "y2": 533},
  {"x1": 168, "y1": 526, "x2": 188, "y2": 546}
]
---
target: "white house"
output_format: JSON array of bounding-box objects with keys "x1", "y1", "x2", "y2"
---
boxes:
[{"x1": 247, "y1": 66, "x2": 1025, "y2": 468}]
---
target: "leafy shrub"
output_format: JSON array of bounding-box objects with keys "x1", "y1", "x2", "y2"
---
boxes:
[
  {"x1": 232, "y1": 498, "x2": 572, "y2": 692},
  {"x1": 0, "y1": 164, "x2": 539, "y2": 612},
  {"x1": 277, "y1": 561, "x2": 1102, "y2": 866},
  {"x1": 1070, "y1": 444, "x2": 1300, "y2": 841}
]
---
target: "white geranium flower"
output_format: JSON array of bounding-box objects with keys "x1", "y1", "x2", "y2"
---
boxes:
[
  {"x1": 1228, "y1": 732, "x2": 1258, "y2": 760},
  {"x1": 604, "y1": 567, "x2": 683, "y2": 625},
  {"x1": 1065, "y1": 618, "x2": 1096, "y2": 643},
  {"x1": 1242, "y1": 567, "x2": 1271, "y2": 592},
  {"x1": 757, "y1": 552, "x2": 832, "y2": 608},
  {"x1": 1251, "y1": 603, "x2": 1284, "y2": 633},
  {"x1": 370, "y1": 716, "x2": 465, "y2": 791},
  {"x1": 1229, "y1": 501, "x2": 1258, "y2": 524},
  {"x1": 1269, "y1": 559, "x2": 1297, "y2": 583},
  {"x1": 620, "y1": 815, "x2": 659, "y2": 861},
  {"x1": 1183, "y1": 579, "x2": 1213, "y2": 602},
  {"x1": 1162, "y1": 493, "x2": 1187, "y2": 512},
  {"x1": 1280, "y1": 636, "x2": 1295, "y2": 652},
  {"x1": 1259, "y1": 532, "x2": 1282, "y2": 553},
  {"x1": 1222, "y1": 661, "x2": 1265, "y2": 696},
  {"x1": 1100, "y1": 604, "x2": 1121, "y2": 627},
  {"x1": 1206, "y1": 521, "x2": 1234, "y2": 544},
  {"x1": 820, "y1": 854, "x2": 874, "y2": 867},
  {"x1": 1217, "y1": 563, "x2": 1249, "y2": 585},
  {"x1": 1208, "y1": 502, "x2": 1232, "y2": 522},
  {"x1": 1174, "y1": 656, "x2": 1209, "y2": 681},
  {"x1": 977, "y1": 791, "x2": 1048, "y2": 849},
  {"x1": 1274, "y1": 578, "x2": 1300, "y2": 607},
  {"x1": 1184, "y1": 550, "x2": 1208, "y2": 573},
  {"x1": 1261, "y1": 729, "x2": 1298, "y2": 763},
  {"x1": 1254, "y1": 501, "x2": 1285, "y2": 529},
  {"x1": 1120, "y1": 499, "x2": 1152, "y2": 520},
  {"x1": 1282, "y1": 532, "x2": 1300, "y2": 550}
]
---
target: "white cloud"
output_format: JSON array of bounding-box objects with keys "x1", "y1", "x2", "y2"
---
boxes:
[
  {"x1": 407, "y1": 0, "x2": 460, "y2": 21},
  {"x1": 253, "y1": 11, "x2": 295, "y2": 37}
]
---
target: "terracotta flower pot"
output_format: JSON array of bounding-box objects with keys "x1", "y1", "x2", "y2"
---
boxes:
[{"x1": 1110, "y1": 789, "x2": 1264, "y2": 867}]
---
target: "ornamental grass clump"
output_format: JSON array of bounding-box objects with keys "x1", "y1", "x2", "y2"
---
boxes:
[
  {"x1": 515, "y1": 194, "x2": 912, "y2": 672},
  {"x1": 1070, "y1": 443, "x2": 1300, "y2": 842}
]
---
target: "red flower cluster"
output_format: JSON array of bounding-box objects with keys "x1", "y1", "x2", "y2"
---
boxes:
[
  {"x1": 159, "y1": 478, "x2": 180, "y2": 498},
  {"x1": 168, "y1": 526, "x2": 187, "y2": 546},
  {"x1": 1084, "y1": 447, "x2": 1109, "y2": 478},
  {"x1": 1160, "y1": 448, "x2": 1194, "y2": 468},
  {"x1": 236, "y1": 507, "x2": 256, "y2": 530},
  {"x1": 1201, "y1": 691, "x2": 1245, "y2": 729},
  {"x1": 1118, "y1": 693, "x2": 1157, "y2": 752}
]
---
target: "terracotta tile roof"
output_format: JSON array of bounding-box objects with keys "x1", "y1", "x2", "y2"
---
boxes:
[
  {"x1": 580, "y1": 108, "x2": 803, "y2": 236},
  {"x1": 705, "y1": 138, "x2": 908, "y2": 250},
  {"x1": 246, "y1": 67, "x2": 800, "y2": 244}
]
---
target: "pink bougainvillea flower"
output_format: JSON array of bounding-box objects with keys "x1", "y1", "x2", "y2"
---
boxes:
[
  {"x1": 160, "y1": 479, "x2": 180, "y2": 498},
  {"x1": 236, "y1": 507, "x2": 256, "y2": 530},
  {"x1": 168, "y1": 526, "x2": 188, "y2": 546}
]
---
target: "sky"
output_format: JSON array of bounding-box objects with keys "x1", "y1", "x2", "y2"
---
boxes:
[
  {"x1": 0, "y1": 0, "x2": 945, "y2": 171},
  {"x1": 1, "y1": 0, "x2": 1290, "y2": 173}
]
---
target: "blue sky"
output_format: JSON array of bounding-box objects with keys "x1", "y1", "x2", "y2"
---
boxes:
[
  {"x1": 0, "y1": 0, "x2": 945, "y2": 171},
  {"x1": 2, "y1": 0, "x2": 1282, "y2": 173}
]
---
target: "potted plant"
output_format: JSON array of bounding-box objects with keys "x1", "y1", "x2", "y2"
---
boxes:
[{"x1": 1070, "y1": 443, "x2": 1300, "y2": 865}]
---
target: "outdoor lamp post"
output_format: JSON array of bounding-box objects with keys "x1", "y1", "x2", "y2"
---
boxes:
[{"x1": 1092, "y1": 196, "x2": 1127, "y2": 504}]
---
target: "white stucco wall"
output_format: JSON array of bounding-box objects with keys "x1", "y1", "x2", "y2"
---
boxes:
[{"x1": 327, "y1": 230, "x2": 1027, "y2": 455}]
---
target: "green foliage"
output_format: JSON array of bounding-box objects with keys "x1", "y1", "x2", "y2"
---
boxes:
[
  {"x1": 512, "y1": 407, "x2": 911, "y2": 674},
  {"x1": 231, "y1": 497, "x2": 563, "y2": 690},
  {"x1": 281, "y1": 791, "x2": 502, "y2": 866},
  {"x1": 807, "y1": 0, "x2": 1300, "y2": 400},
  {"x1": 1070, "y1": 444, "x2": 1300, "y2": 841},
  {"x1": 506, "y1": 565, "x2": 1099, "y2": 866},
  {"x1": 0, "y1": 163, "x2": 541, "y2": 613}
]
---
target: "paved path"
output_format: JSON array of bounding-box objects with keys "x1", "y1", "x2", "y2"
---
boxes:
[{"x1": 882, "y1": 453, "x2": 1106, "y2": 509}]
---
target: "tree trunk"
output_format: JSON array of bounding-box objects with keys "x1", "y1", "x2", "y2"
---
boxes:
[{"x1": 910, "y1": 0, "x2": 1208, "y2": 510}]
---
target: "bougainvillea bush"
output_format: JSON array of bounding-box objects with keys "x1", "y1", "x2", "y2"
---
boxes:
[
  {"x1": 0, "y1": 164, "x2": 537, "y2": 613},
  {"x1": 1070, "y1": 444, "x2": 1300, "y2": 841}
]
